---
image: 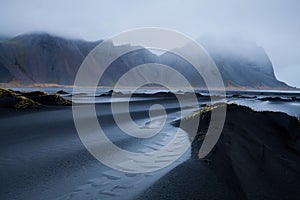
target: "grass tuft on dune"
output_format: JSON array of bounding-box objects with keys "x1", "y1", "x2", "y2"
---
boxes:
[{"x1": 184, "y1": 103, "x2": 227, "y2": 121}]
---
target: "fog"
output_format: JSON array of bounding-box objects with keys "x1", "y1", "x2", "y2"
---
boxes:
[{"x1": 0, "y1": 0, "x2": 299, "y2": 87}]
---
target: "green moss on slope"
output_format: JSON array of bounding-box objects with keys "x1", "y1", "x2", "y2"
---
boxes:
[
  {"x1": 14, "y1": 96, "x2": 40, "y2": 109},
  {"x1": 0, "y1": 88, "x2": 16, "y2": 97},
  {"x1": 0, "y1": 88, "x2": 72, "y2": 109}
]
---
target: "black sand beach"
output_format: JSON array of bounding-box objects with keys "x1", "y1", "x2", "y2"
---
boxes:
[{"x1": 0, "y1": 89, "x2": 300, "y2": 200}]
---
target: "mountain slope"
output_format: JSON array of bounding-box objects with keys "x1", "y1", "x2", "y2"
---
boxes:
[{"x1": 0, "y1": 33, "x2": 100, "y2": 84}]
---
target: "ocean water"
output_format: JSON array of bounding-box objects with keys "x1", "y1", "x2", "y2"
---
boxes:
[{"x1": 235, "y1": 99, "x2": 300, "y2": 118}]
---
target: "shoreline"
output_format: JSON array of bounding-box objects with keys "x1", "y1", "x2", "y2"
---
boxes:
[{"x1": 0, "y1": 83, "x2": 299, "y2": 91}]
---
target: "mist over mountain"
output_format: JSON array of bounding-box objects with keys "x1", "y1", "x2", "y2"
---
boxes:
[
  {"x1": 199, "y1": 35, "x2": 286, "y2": 88},
  {"x1": 0, "y1": 33, "x2": 292, "y2": 89}
]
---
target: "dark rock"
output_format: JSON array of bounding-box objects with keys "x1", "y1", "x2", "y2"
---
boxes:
[
  {"x1": 26, "y1": 94, "x2": 72, "y2": 106},
  {"x1": 258, "y1": 96, "x2": 300, "y2": 102},
  {"x1": 56, "y1": 90, "x2": 69, "y2": 94},
  {"x1": 22, "y1": 91, "x2": 48, "y2": 97}
]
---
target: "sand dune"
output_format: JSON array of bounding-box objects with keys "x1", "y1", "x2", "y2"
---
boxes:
[{"x1": 139, "y1": 104, "x2": 300, "y2": 200}]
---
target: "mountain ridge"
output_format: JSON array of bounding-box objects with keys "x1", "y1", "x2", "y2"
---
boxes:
[{"x1": 0, "y1": 33, "x2": 294, "y2": 89}]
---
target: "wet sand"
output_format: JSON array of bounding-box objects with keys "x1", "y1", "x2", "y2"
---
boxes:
[{"x1": 0, "y1": 95, "x2": 199, "y2": 200}]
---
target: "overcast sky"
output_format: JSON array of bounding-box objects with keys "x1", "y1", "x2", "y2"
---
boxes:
[{"x1": 0, "y1": 0, "x2": 299, "y2": 87}]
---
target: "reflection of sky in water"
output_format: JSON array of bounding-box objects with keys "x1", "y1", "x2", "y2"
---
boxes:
[{"x1": 234, "y1": 99, "x2": 300, "y2": 118}]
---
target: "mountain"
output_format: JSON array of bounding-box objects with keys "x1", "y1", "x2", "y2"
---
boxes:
[
  {"x1": 0, "y1": 33, "x2": 100, "y2": 84},
  {"x1": 0, "y1": 33, "x2": 292, "y2": 89},
  {"x1": 0, "y1": 33, "x2": 158, "y2": 86}
]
